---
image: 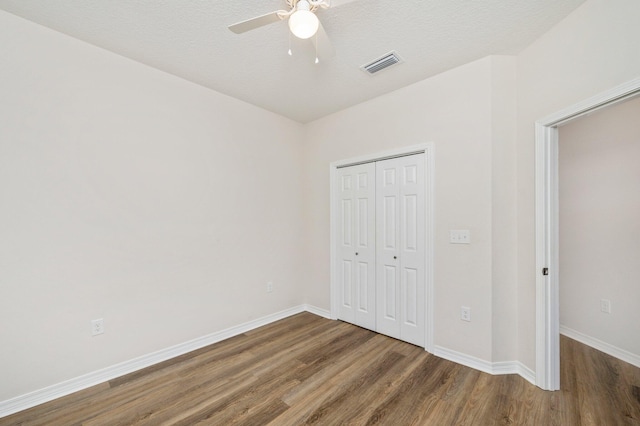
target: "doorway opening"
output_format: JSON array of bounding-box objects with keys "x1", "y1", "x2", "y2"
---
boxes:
[{"x1": 535, "y1": 77, "x2": 640, "y2": 390}]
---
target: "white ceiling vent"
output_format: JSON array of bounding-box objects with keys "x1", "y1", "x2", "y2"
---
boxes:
[{"x1": 361, "y1": 51, "x2": 403, "y2": 75}]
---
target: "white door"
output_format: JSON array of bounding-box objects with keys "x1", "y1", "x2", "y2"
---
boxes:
[
  {"x1": 336, "y1": 163, "x2": 376, "y2": 330},
  {"x1": 375, "y1": 154, "x2": 425, "y2": 346}
]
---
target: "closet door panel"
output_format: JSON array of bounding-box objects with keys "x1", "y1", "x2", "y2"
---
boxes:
[
  {"x1": 336, "y1": 163, "x2": 376, "y2": 330},
  {"x1": 376, "y1": 160, "x2": 402, "y2": 338},
  {"x1": 398, "y1": 156, "x2": 426, "y2": 346},
  {"x1": 376, "y1": 154, "x2": 425, "y2": 345}
]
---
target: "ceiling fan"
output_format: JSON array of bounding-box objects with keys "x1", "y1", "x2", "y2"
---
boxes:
[{"x1": 228, "y1": 0, "x2": 356, "y2": 62}]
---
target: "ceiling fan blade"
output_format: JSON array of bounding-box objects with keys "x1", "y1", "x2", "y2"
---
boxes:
[
  {"x1": 314, "y1": 22, "x2": 335, "y2": 60},
  {"x1": 328, "y1": 0, "x2": 359, "y2": 7},
  {"x1": 228, "y1": 11, "x2": 283, "y2": 34}
]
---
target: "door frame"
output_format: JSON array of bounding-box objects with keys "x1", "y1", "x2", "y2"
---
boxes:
[
  {"x1": 329, "y1": 143, "x2": 435, "y2": 353},
  {"x1": 535, "y1": 77, "x2": 640, "y2": 390}
]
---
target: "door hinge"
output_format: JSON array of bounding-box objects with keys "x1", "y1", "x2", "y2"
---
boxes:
[{"x1": 542, "y1": 268, "x2": 549, "y2": 276}]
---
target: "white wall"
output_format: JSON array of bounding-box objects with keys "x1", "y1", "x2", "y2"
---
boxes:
[
  {"x1": 516, "y1": 0, "x2": 640, "y2": 369},
  {"x1": 303, "y1": 56, "x2": 518, "y2": 362},
  {"x1": 0, "y1": 11, "x2": 305, "y2": 401},
  {"x1": 558, "y1": 96, "x2": 640, "y2": 356}
]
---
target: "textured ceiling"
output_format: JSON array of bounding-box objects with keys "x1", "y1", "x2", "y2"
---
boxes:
[{"x1": 0, "y1": 0, "x2": 585, "y2": 123}]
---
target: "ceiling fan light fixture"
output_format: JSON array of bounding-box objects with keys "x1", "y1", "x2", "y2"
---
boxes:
[{"x1": 288, "y1": 9, "x2": 319, "y2": 39}]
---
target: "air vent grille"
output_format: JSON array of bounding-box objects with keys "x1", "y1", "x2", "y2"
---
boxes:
[{"x1": 362, "y1": 52, "x2": 402, "y2": 74}]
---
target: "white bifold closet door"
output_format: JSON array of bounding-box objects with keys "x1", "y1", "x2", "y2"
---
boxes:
[
  {"x1": 375, "y1": 155, "x2": 425, "y2": 346},
  {"x1": 336, "y1": 153, "x2": 425, "y2": 347},
  {"x1": 336, "y1": 162, "x2": 377, "y2": 330}
]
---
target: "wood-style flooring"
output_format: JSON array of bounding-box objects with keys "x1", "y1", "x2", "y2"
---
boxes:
[{"x1": 2, "y1": 312, "x2": 639, "y2": 425}]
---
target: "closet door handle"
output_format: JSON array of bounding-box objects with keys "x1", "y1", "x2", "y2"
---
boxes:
[
  {"x1": 393, "y1": 256, "x2": 397, "y2": 259},
  {"x1": 355, "y1": 252, "x2": 359, "y2": 256}
]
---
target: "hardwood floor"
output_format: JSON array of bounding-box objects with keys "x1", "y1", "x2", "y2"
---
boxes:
[{"x1": 2, "y1": 312, "x2": 639, "y2": 425}]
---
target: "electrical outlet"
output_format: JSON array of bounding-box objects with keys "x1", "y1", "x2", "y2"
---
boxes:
[
  {"x1": 266, "y1": 281, "x2": 273, "y2": 293},
  {"x1": 600, "y1": 299, "x2": 611, "y2": 314},
  {"x1": 91, "y1": 318, "x2": 104, "y2": 336},
  {"x1": 461, "y1": 307, "x2": 471, "y2": 322}
]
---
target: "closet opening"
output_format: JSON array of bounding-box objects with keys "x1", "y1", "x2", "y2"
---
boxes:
[{"x1": 329, "y1": 143, "x2": 434, "y2": 352}]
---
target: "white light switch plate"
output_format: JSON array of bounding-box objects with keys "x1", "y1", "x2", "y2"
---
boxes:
[{"x1": 450, "y1": 230, "x2": 471, "y2": 244}]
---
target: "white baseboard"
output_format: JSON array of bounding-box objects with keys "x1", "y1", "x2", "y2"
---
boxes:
[
  {"x1": 433, "y1": 346, "x2": 494, "y2": 375},
  {"x1": 303, "y1": 304, "x2": 331, "y2": 319},
  {"x1": 0, "y1": 304, "x2": 329, "y2": 418},
  {"x1": 493, "y1": 360, "x2": 536, "y2": 385},
  {"x1": 433, "y1": 346, "x2": 536, "y2": 386},
  {"x1": 560, "y1": 325, "x2": 640, "y2": 369}
]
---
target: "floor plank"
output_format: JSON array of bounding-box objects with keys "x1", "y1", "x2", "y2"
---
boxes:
[{"x1": 2, "y1": 313, "x2": 639, "y2": 425}]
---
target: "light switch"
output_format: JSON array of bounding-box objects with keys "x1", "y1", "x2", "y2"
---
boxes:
[{"x1": 450, "y1": 230, "x2": 471, "y2": 244}]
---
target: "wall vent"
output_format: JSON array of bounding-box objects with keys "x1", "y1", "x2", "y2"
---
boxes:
[{"x1": 361, "y1": 52, "x2": 402, "y2": 75}]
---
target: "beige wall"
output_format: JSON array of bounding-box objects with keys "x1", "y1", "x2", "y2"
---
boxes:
[
  {"x1": 303, "y1": 56, "x2": 518, "y2": 362},
  {"x1": 0, "y1": 11, "x2": 305, "y2": 400},
  {"x1": 516, "y1": 0, "x2": 640, "y2": 369},
  {"x1": 558, "y1": 96, "x2": 640, "y2": 356},
  {"x1": 491, "y1": 57, "x2": 518, "y2": 362}
]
